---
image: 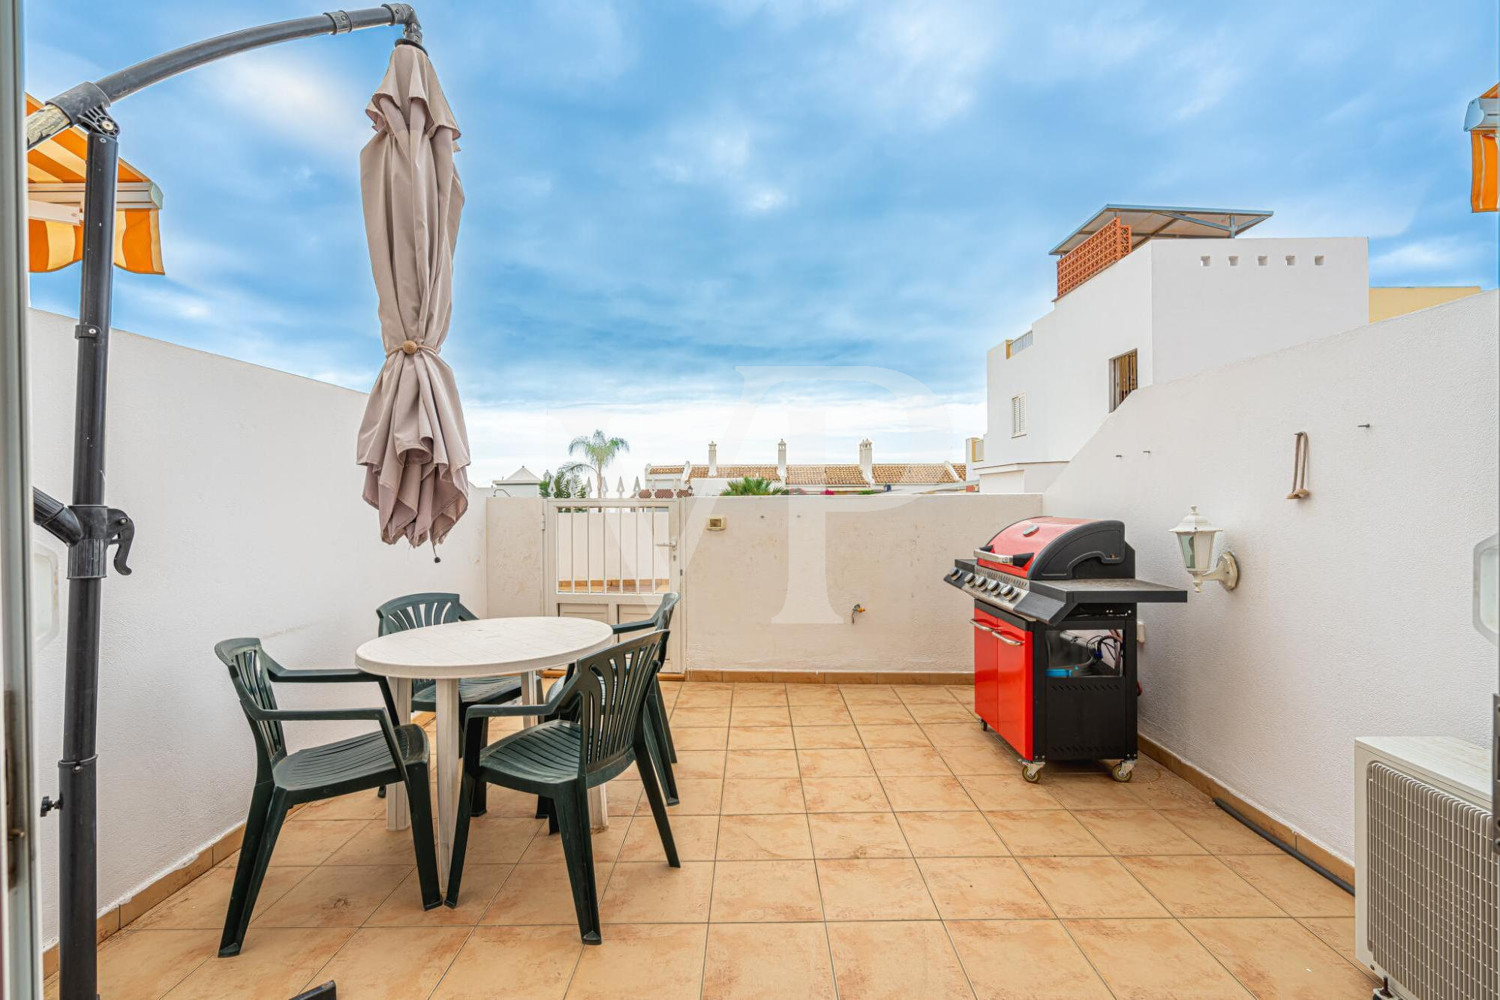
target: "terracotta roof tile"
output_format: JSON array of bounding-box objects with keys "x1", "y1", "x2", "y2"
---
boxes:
[
  {"x1": 687, "y1": 464, "x2": 779, "y2": 480},
  {"x1": 786, "y1": 465, "x2": 868, "y2": 486},
  {"x1": 870, "y1": 463, "x2": 957, "y2": 484},
  {"x1": 652, "y1": 459, "x2": 966, "y2": 488}
]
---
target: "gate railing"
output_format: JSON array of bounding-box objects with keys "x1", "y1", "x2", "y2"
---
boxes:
[{"x1": 547, "y1": 499, "x2": 674, "y2": 595}]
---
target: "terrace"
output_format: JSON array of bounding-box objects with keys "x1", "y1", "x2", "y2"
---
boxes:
[
  {"x1": 56, "y1": 682, "x2": 1367, "y2": 1000},
  {"x1": 13, "y1": 289, "x2": 1496, "y2": 1000},
  {"x1": 4, "y1": 7, "x2": 1497, "y2": 1000}
]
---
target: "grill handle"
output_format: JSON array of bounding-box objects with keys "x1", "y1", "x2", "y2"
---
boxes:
[
  {"x1": 970, "y1": 619, "x2": 1024, "y2": 646},
  {"x1": 975, "y1": 548, "x2": 1033, "y2": 567}
]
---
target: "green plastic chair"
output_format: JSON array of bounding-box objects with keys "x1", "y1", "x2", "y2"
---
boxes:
[
  {"x1": 375, "y1": 592, "x2": 523, "y2": 815},
  {"x1": 543, "y1": 592, "x2": 680, "y2": 803},
  {"x1": 214, "y1": 638, "x2": 440, "y2": 957},
  {"x1": 446, "y1": 629, "x2": 678, "y2": 944}
]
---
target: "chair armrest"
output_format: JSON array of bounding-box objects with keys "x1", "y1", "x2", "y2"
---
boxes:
[
  {"x1": 265, "y1": 664, "x2": 401, "y2": 723},
  {"x1": 458, "y1": 673, "x2": 581, "y2": 760},
  {"x1": 267, "y1": 664, "x2": 377, "y2": 683},
  {"x1": 611, "y1": 619, "x2": 653, "y2": 635},
  {"x1": 463, "y1": 679, "x2": 569, "y2": 722},
  {"x1": 247, "y1": 705, "x2": 410, "y2": 782}
]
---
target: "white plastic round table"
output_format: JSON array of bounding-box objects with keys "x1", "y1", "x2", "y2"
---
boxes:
[{"x1": 355, "y1": 616, "x2": 614, "y2": 880}]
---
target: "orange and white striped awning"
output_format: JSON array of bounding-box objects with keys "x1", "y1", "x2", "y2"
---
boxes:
[
  {"x1": 1467, "y1": 84, "x2": 1499, "y2": 213},
  {"x1": 25, "y1": 94, "x2": 164, "y2": 274}
]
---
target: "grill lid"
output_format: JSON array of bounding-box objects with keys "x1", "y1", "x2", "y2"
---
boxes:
[{"x1": 977, "y1": 516, "x2": 1134, "y2": 580}]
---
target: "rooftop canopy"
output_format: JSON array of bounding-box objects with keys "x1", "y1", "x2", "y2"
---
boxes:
[
  {"x1": 25, "y1": 93, "x2": 164, "y2": 274},
  {"x1": 1050, "y1": 204, "x2": 1273, "y2": 256}
]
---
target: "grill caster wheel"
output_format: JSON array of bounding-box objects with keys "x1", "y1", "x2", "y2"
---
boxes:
[
  {"x1": 1022, "y1": 762, "x2": 1044, "y2": 783},
  {"x1": 1111, "y1": 761, "x2": 1135, "y2": 783}
]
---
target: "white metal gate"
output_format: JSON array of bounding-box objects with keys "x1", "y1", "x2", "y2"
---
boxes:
[{"x1": 543, "y1": 498, "x2": 684, "y2": 672}]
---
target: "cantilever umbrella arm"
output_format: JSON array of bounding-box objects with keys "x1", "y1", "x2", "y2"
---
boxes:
[{"x1": 25, "y1": 9, "x2": 423, "y2": 1000}]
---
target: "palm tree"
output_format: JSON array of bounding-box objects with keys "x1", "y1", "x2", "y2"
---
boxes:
[
  {"x1": 721, "y1": 476, "x2": 787, "y2": 496},
  {"x1": 569, "y1": 431, "x2": 629, "y2": 497}
]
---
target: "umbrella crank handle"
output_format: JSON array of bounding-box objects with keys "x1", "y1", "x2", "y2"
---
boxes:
[
  {"x1": 64, "y1": 505, "x2": 135, "y2": 579},
  {"x1": 107, "y1": 510, "x2": 135, "y2": 576}
]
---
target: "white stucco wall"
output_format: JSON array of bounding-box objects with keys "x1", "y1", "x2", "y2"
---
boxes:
[
  {"x1": 679, "y1": 494, "x2": 1042, "y2": 672},
  {"x1": 985, "y1": 236, "x2": 1371, "y2": 470},
  {"x1": 21, "y1": 309, "x2": 488, "y2": 943},
  {"x1": 485, "y1": 493, "x2": 1044, "y2": 674},
  {"x1": 1148, "y1": 237, "x2": 1368, "y2": 384},
  {"x1": 1041, "y1": 291, "x2": 1499, "y2": 861}
]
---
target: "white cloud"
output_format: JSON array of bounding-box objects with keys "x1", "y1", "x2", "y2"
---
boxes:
[
  {"x1": 744, "y1": 186, "x2": 788, "y2": 213},
  {"x1": 199, "y1": 51, "x2": 371, "y2": 160},
  {"x1": 1371, "y1": 237, "x2": 1480, "y2": 274},
  {"x1": 653, "y1": 116, "x2": 792, "y2": 214}
]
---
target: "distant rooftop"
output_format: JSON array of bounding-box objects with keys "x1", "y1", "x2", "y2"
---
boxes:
[{"x1": 1050, "y1": 204, "x2": 1273, "y2": 256}]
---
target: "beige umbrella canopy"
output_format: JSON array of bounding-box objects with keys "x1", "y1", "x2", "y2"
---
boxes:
[{"x1": 357, "y1": 41, "x2": 471, "y2": 547}]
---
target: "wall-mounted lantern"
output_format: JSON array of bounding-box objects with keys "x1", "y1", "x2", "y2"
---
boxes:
[{"x1": 1170, "y1": 506, "x2": 1240, "y2": 592}]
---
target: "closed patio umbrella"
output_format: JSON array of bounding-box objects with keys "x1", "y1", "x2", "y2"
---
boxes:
[{"x1": 357, "y1": 41, "x2": 471, "y2": 546}]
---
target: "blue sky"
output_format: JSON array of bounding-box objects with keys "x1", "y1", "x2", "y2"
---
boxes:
[{"x1": 26, "y1": 0, "x2": 1498, "y2": 485}]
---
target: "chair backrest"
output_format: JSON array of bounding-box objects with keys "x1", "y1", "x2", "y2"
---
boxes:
[
  {"x1": 651, "y1": 592, "x2": 680, "y2": 631},
  {"x1": 376, "y1": 592, "x2": 477, "y2": 635},
  {"x1": 570, "y1": 629, "x2": 669, "y2": 777},
  {"x1": 215, "y1": 637, "x2": 288, "y2": 766}
]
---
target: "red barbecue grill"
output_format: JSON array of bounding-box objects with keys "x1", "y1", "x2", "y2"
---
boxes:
[{"x1": 943, "y1": 516, "x2": 1186, "y2": 782}]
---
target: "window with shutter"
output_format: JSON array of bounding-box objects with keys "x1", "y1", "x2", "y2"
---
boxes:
[
  {"x1": 1109, "y1": 350, "x2": 1138, "y2": 411},
  {"x1": 1010, "y1": 394, "x2": 1027, "y2": 437}
]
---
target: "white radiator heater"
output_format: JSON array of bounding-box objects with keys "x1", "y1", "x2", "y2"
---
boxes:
[{"x1": 1355, "y1": 736, "x2": 1496, "y2": 1000}]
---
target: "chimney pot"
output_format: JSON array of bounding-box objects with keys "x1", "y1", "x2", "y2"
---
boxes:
[{"x1": 708, "y1": 441, "x2": 719, "y2": 476}]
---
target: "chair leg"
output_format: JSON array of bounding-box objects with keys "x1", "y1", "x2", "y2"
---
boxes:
[
  {"x1": 403, "y1": 763, "x2": 443, "y2": 909},
  {"x1": 651, "y1": 680, "x2": 677, "y2": 763},
  {"x1": 463, "y1": 712, "x2": 488, "y2": 816},
  {"x1": 554, "y1": 786, "x2": 602, "y2": 944},
  {"x1": 634, "y1": 739, "x2": 679, "y2": 868},
  {"x1": 643, "y1": 713, "x2": 679, "y2": 806},
  {"x1": 219, "y1": 783, "x2": 288, "y2": 957},
  {"x1": 444, "y1": 768, "x2": 480, "y2": 908}
]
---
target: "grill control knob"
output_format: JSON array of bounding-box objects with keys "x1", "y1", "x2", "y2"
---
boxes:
[
  {"x1": 987, "y1": 579, "x2": 1001, "y2": 592},
  {"x1": 964, "y1": 573, "x2": 977, "y2": 586}
]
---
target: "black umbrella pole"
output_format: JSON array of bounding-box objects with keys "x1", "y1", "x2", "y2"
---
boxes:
[{"x1": 54, "y1": 121, "x2": 120, "y2": 1000}]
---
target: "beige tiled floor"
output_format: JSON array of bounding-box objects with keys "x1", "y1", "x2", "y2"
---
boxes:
[{"x1": 57, "y1": 682, "x2": 1376, "y2": 999}]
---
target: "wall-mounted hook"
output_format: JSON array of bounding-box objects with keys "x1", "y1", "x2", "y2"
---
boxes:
[{"x1": 1286, "y1": 431, "x2": 1311, "y2": 500}]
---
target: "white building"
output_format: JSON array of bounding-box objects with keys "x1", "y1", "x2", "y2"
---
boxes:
[
  {"x1": 973, "y1": 204, "x2": 1478, "y2": 493},
  {"x1": 646, "y1": 439, "x2": 971, "y2": 496},
  {"x1": 490, "y1": 466, "x2": 544, "y2": 497}
]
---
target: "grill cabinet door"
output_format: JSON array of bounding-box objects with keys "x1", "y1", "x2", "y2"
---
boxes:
[
  {"x1": 972, "y1": 609, "x2": 1001, "y2": 731},
  {"x1": 993, "y1": 618, "x2": 1034, "y2": 759}
]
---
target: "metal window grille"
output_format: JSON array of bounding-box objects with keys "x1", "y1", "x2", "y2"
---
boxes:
[
  {"x1": 1006, "y1": 330, "x2": 1033, "y2": 358},
  {"x1": 1109, "y1": 350, "x2": 1138, "y2": 412}
]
